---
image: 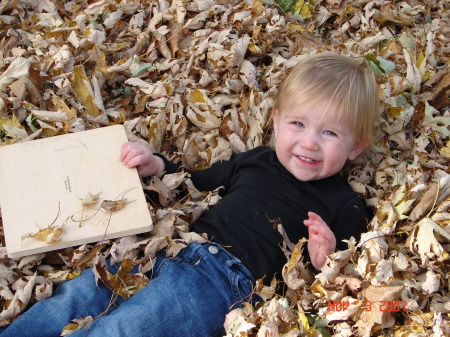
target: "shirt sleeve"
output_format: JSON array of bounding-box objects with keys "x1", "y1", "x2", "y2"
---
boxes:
[
  {"x1": 154, "y1": 152, "x2": 242, "y2": 194},
  {"x1": 331, "y1": 194, "x2": 371, "y2": 251}
]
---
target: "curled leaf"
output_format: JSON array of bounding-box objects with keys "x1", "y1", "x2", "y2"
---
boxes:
[
  {"x1": 101, "y1": 199, "x2": 128, "y2": 212},
  {"x1": 79, "y1": 192, "x2": 101, "y2": 207}
]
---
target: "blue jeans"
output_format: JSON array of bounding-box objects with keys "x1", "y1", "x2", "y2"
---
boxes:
[{"x1": 0, "y1": 242, "x2": 257, "y2": 337}]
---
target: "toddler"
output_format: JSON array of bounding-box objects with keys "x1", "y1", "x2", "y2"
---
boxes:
[{"x1": 0, "y1": 52, "x2": 379, "y2": 337}]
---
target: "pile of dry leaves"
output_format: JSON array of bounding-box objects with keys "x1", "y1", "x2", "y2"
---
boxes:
[{"x1": 0, "y1": 0, "x2": 449, "y2": 335}]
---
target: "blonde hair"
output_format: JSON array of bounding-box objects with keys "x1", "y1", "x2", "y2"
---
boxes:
[{"x1": 274, "y1": 53, "x2": 379, "y2": 150}]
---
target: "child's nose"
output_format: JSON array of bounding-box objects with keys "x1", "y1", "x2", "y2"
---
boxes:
[{"x1": 299, "y1": 132, "x2": 320, "y2": 151}]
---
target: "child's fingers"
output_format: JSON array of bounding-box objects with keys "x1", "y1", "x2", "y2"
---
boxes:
[
  {"x1": 120, "y1": 142, "x2": 149, "y2": 160},
  {"x1": 120, "y1": 142, "x2": 142, "y2": 163},
  {"x1": 121, "y1": 149, "x2": 137, "y2": 166},
  {"x1": 308, "y1": 227, "x2": 330, "y2": 242},
  {"x1": 126, "y1": 154, "x2": 151, "y2": 169},
  {"x1": 307, "y1": 211, "x2": 324, "y2": 222},
  {"x1": 308, "y1": 223, "x2": 335, "y2": 240},
  {"x1": 307, "y1": 224, "x2": 327, "y2": 237},
  {"x1": 119, "y1": 142, "x2": 132, "y2": 162},
  {"x1": 309, "y1": 233, "x2": 330, "y2": 246},
  {"x1": 304, "y1": 212, "x2": 327, "y2": 228},
  {"x1": 303, "y1": 218, "x2": 324, "y2": 228},
  {"x1": 120, "y1": 144, "x2": 149, "y2": 167}
]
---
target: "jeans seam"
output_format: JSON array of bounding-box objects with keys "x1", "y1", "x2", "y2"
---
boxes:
[
  {"x1": 230, "y1": 272, "x2": 241, "y2": 298},
  {"x1": 153, "y1": 258, "x2": 170, "y2": 277},
  {"x1": 154, "y1": 249, "x2": 207, "y2": 277},
  {"x1": 175, "y1": 253, "x2": 205, "y2": 266}
]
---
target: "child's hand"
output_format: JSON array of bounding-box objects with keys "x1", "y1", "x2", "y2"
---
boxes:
[
  {"x1": 303, "y1": 211, "x2": 336, "y2": 270},
  {"x1": 120, "y1": 142, "x2": 165, "y2": 178}
]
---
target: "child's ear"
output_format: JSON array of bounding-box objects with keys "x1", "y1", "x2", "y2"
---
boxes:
[{"x1": 348, "y1": 140, "x2": 366, "y2": 161}]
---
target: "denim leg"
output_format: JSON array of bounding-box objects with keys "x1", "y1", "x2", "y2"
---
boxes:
[
  {"x1": 0, "y1": 263, "x2": 125, "y2": 337},
  {"x1": 69, "y1": 242, "x2": 256, "y2": 337},
  {"x1": 0, "y1": 243, "x2": 257, "y2": 337}
]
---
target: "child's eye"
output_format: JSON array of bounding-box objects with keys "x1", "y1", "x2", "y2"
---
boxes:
[
  {"x1": 324, "y1": 130, "x2": 337, "y2": 136},
  {"x1": 294, "y1": 121, "x2": 304, "y2": 127}
]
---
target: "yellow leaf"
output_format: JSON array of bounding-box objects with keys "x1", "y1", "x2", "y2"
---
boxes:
[
  {"x1": 0, "y1": 138, "x2": 20, "y2": 146},
  {"x1": 292, "y1": 0, "x2": 313, "y2": 21},
  {"x1": 22, "y1": 224, "x2": 65, "y2": 243},
  {"x1": 0, "y1": 114, "x2": 22, "y2": 130},
  {"x1": 248, "y1": 43, "x2": 262, "y2": 53},
  {"x1": 417, "y1": 52, "x2": 426, "y2": 75},
  {"x1": 190, "y1": 89, "x2": 206, "y2": 103},
  {"x1": 286, "y1": 240, "x2": 303, "y2": 274},
  {"x1": 395, "y1": 199, "x2": 415, "y2": 220},
  {"x1": 21, "y1": 203, "x2": 66, "y2": 243},
  {"x1": 51, "y1": 96, "x2": 77, "y2": 120},
  {"x1": 310, "y1": 280, "x2": 327, "y2": 297},
  {"x1": 73, "y1": 65, "x2": 101, "y2": 117},
  {"x1": 297, "y1": 309, "x2": 310, "y2": 332},
  {"x1": 440, "y1": 142, "x2": 450, "y2": 158},
  {"x1": 67, "y1": 271, "x2": 81, "y2": 280},
  {"x1": 392, "y1": 184, "x2": 415, "y2": 220},
  {"x1": 83, "y1": 27, "x2": 91, "y2": 38},
  {"x1": 289, "y1": 24, "x2": 306, "y2": 32}
]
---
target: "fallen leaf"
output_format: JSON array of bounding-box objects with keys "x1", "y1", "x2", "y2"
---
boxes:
[
  {"x1": 72, "y1": 66, "x2": 102, "y2": 117},
  {"x1": 423, "y1": 101, "x2": 450, "y2": 139},
  {"x1": 94, "y1": 259, "x2": 148, "y2": 300},
  {"x1": 406, "y1": 218, "x2": 450, "y2": 265},
  {"x1": 61, "y1": 316, "x2": 94, "y2": 336},
  {"x1": 409, "y1": 182, "x2": 439, "y2": 221},
  {"x1": 0, "y1": 57, "x2": 36, "y2": 92},
  {"x1": 101, "y1": 199, "x2": 128, "y2": 212},
  {"x1": 355, "y1": 285, "x2": 404, "y2": 336},
  {"x1": 79, "y1": 192, "x2": 101, "y2": 207}
]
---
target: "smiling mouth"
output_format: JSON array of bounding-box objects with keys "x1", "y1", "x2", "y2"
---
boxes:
[{"x1": 296, "y1": 155, "x2": 319, "y2": 163}]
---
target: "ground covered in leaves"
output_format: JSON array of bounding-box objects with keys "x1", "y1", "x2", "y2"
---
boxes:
[{"x1": 0, "y1": 0, "x2": 450, "y2": 336}]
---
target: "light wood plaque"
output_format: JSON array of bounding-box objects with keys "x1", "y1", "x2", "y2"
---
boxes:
[{"x1": 0, "y1": 125, "x2": 153, "y2": 258}]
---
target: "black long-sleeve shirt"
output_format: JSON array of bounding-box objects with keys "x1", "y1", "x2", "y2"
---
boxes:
[{"x1": 158, "y1": 146, "x2": 370, "y2": 282}]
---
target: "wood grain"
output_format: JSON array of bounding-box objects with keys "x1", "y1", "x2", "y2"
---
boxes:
[{"x1": 0, "y1": 125, "x2": 152, "y2": 258}]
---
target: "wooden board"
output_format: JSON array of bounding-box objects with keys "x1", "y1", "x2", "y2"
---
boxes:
[{"x1": 0, "y1": 125, "x2": 153, "y2": 258}]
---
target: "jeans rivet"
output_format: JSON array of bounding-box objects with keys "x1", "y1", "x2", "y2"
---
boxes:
[{"x1": 208, "y1": 245, "x2": 219, "y2": 254}]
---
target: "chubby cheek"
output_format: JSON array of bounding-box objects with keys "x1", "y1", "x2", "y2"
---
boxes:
[
  {"x1": 274, "y1": 134, "x2": 292, "y2": 157},
  {"x1": 325, "y1": 151, "x2": 348, "y2": 174}
]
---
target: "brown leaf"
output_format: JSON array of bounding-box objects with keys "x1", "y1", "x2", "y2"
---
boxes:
[
  {"x1": 71, "y1": 244, "x2": 106, "y2": 269},
  {"x1": 374, "y1": 3, "x2": 415, "y2": 25},
  {"x1": 94, "y1": 259, "x2": 148, "y2": 300},
  {"x1": 282, "y1": 239, "x2": 314, "y2": 290},
  {"x1": 61, "y1": 316, "x2": 94, "y2": 336},
  {"x1": 101, "y1": 199, "x2": 127, "y2": 212},
  {"x1": 409, "y1": 182, "x2": 438, "y2": 221},
  {"x1": 21, "y1": 222, "x2": 66, "y2": 243},
  {"x1": 355, "y1": 285, "x2": 404, "y2": 336},
  {"x1": 146, "y1": 176, "x2": 172, "y2": 207}
]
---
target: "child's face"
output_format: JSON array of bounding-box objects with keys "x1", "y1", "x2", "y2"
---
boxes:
[{"x1": 273, "y1": 97, "x2": 364, "y2": 181}]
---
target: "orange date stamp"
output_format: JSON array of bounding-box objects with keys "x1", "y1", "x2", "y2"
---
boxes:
[{"x1": 327, "y1": 300, "x2": 408, "y2": 312}]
